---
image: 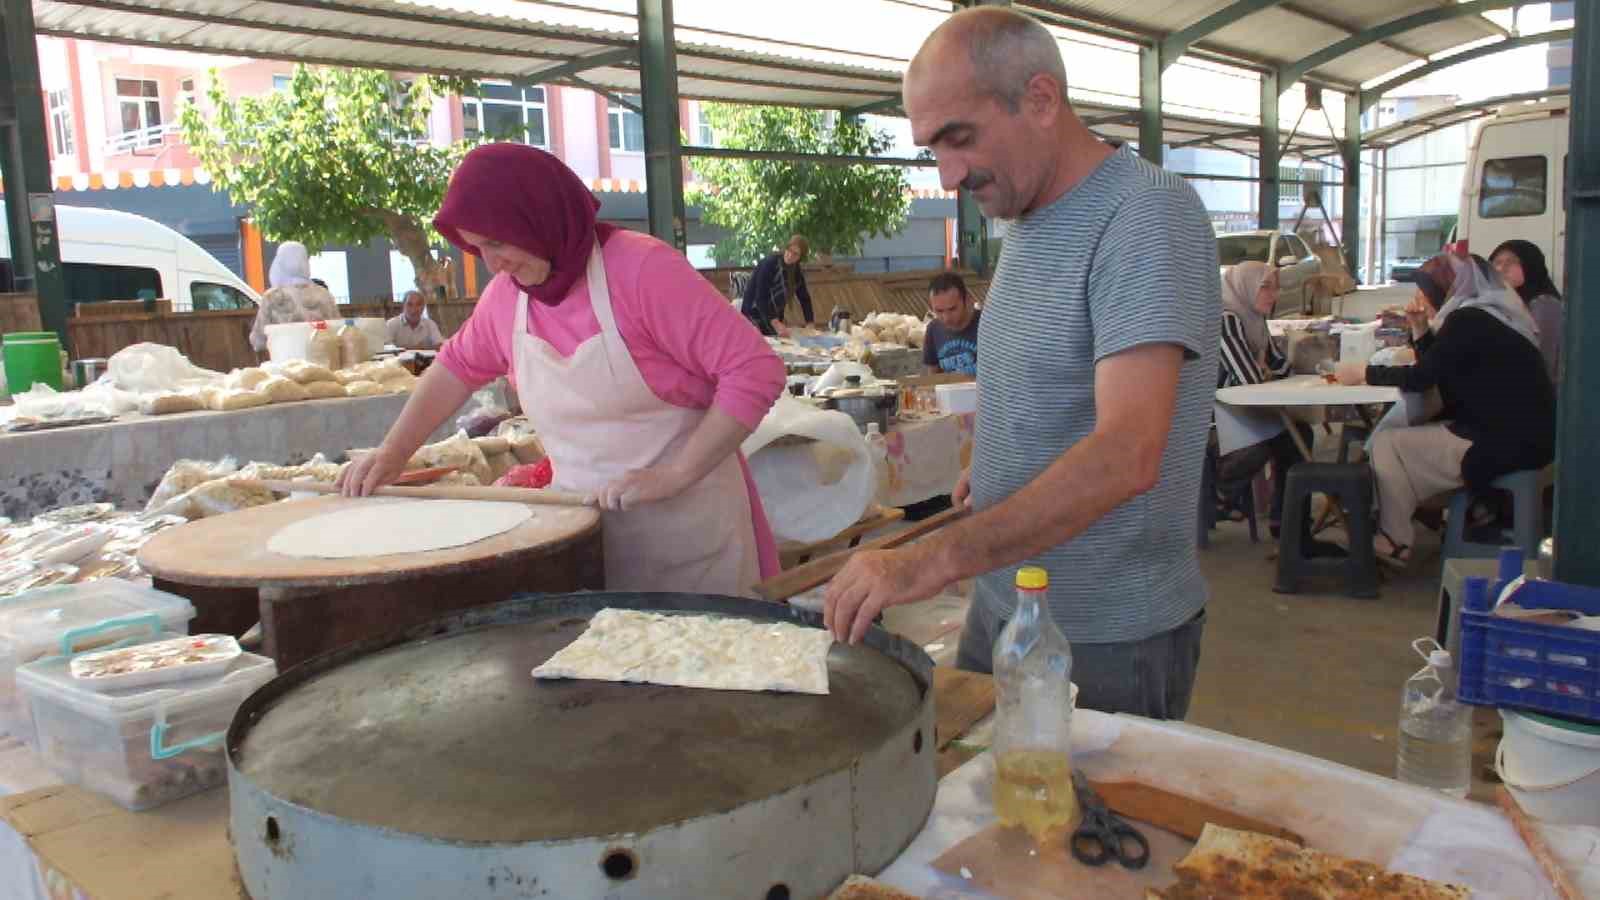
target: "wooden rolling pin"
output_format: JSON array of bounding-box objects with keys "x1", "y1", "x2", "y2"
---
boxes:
[
  {"x1": 1497, "y1": 786, "x2": 1584, "y2": 900},
  {"x1": 238, "y1": 479, "x2": 596, "y2": 508},
  {"x1": 752, "y1": 506, "x2": 965, "y2": 602}
]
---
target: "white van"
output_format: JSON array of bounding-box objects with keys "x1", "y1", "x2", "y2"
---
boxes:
[
  {"x1": 0, "y1": 205, "x2": 259, "y2": 312},
  {"x1": 1456, "y1": 96, "x2": 1568, "y2": 290}
]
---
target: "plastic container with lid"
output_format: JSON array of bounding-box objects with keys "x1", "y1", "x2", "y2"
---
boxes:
[
  {"x1": 17, "y1": 645, "x2": 275, "y2": 810},
  {"x1": 0, "y1": 581, "x2": 195, "y2": 746}
]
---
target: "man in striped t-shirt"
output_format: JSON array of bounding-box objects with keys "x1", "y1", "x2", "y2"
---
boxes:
[{"x1": 825, "y1": 6, "x2": 1220, "y2": 719}]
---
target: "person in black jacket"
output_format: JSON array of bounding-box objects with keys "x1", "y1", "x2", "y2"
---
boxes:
[
  {"x1": 1335, "y1": 252, "x2": 1554, "y2": 565},
  {"x1": 740, "y1": 235, "x2": 814, "y2": 336}
]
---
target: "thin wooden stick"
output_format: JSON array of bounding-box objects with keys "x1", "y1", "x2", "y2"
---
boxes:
[
  {"x1": 1497, "y1": 786, "x2": 1583, "y2": 900},
  {"x1": 238, "y1": 479, "x2": 596, "y2": 508},
  {"x1": 752, "y1": 506, "x2": 965, "y2": 602}
]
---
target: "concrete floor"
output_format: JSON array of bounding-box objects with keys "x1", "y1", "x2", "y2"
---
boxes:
[{"x1": 881, "y1": 486, "x2": 1504, "y2": 802}]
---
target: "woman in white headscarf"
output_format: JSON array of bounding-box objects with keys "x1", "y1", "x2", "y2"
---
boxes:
[
  {"x1": 248, "y1": 241, "x2": 340, "y2": 352},
  {"x1": 1336, "y1": 253, "x2": 1555, "y2": 566},
  {"x1": 1215, "y1": 262, "x2": 1309, "y2": 539}
]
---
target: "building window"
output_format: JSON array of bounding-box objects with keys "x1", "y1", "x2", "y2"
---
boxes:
[
  {"x1": 48, "y1": 89, "x2": 74, "y2": 156},
  {"x1": 179, "y1": 77, "x2": 197, "y2": 108},
  {"x1": 1480, "y1": 155, "x2": 1547, "y2": 218},
  {"x1": 609, "y1": 95, "x2": 644, "y2": 152},
  {"x1": 114, "y1": 78, "x2": 162, "y2": 145},
  {"x1": 694, "y1": 104, "x2": 715, "y2": 147},
  {"x1": 1277, "y1": 165, "x2": 1300, "y2": 202},
  {"x1": 463, "y1": 82, "x2": 548, "y2": 147},
  {"x1": 272, "y1": 74, "x2": 292, "y2": 92}
]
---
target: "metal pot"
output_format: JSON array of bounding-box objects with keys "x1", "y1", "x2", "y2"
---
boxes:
[
  {"x1": 822, "y1": 391, "x2": 895, "y2": 433},
  {"x1": 71, "y1": 357, "x2": 108, "y2": 387}
]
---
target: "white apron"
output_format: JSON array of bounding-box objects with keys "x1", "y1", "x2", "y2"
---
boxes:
[{"x1": 511, "y1": 241, "x2": 760, "y2": 597}]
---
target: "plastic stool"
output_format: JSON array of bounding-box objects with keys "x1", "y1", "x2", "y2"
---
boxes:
[
  {"x1": 1441, "y1": 469, "x2": 1545, "y2": 561},
  {"x1": 1274, "y1": 463, "x2": 1379, "y2": 598},
  {"x1": 1199, "y1": 438, "x2": 1258, "y2": 549}
]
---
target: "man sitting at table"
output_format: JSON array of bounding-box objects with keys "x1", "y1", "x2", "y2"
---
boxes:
[
  {"x1": 387, "y1": 290, "x2": 443, "y2": 350},
  {"x1": 923, "y1": 272, "x2": 981, "y2": 375}
]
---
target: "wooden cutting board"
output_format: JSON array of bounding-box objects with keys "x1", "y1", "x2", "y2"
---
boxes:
[{"x1": 932, "y1": 667, "x2": 995, "y2": 776}]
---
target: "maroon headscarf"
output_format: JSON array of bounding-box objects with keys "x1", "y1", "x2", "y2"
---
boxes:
[{"x1": 433, "y1": 143, "x2": 617, "y2": 304}]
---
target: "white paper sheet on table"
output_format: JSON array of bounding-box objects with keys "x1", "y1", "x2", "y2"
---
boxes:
[{"x1": 741, "y1": 396, "x2": 874, "y2": 543}]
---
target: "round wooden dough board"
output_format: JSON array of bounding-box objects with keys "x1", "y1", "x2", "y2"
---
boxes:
[{"x1": 138, "y1": 495, "x2": 602, "y2": 589}]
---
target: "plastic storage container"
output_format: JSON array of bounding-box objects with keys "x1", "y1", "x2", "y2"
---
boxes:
[
  {"x1": 1459, "y1": 548, "x2": 1600, "y2": 722},
  {"x1": 17, "y1": 646, "x2": 275, "y2": 810},
  {"x1": 935, "y1": 382, "x2": 977, "y2": 415},
  {"x1": 2, "y1": 331, "x2": 64, "y2": 392},
  {"x1": 0, "y1": 581, "x2": 195, "y2": 745},
  {"x1": 1496, "y1": 708, "x2": 1600, "y2": 825}
]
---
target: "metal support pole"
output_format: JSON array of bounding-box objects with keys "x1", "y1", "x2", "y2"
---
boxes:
[
  {"x1": 1259, "y1": 71, "x2": 1280, "y2": 231},
  {"x1": 1378, "y1": 147, "x2": 1389, "y2": 282},
  {"x1": 1139, "y1": 45, "x2": 1163, "y2": 166},
  {"x1": 1341, "y1": 93, "x2": 1361, "y2": 280},
  {"x1": 956, "y1": 190, "x2": 990, "y2": 276},
  {"x1": 0, "y1": 0, "x2": 66, "y2": 341},
  {"x1": 636, "y1": 0, "x2": 686, "y2": 251},
  {"x1": 1554, "y1": 0, "x2": 1600, "y2": 587}
]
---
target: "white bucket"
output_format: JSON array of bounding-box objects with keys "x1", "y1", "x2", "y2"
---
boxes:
[
  {"x1": 264, "y1": 321, "x2": 318, "y2": 362},
  {"x1": 1496, "y1": 708, "x2": 1600, "y2": 825}
]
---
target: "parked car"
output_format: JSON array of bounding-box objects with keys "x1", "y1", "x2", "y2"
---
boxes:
[
  {"x1": 1216, "y1": 230, "x2": 1323, "y2": 314},
  {"x1": 0, "y1": 206, "x2": 258, "y2": 312}
]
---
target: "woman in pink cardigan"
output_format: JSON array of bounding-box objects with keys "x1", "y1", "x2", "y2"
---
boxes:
[{"x1": 339, "y1": 144, "x2": 786, "y2": 597}]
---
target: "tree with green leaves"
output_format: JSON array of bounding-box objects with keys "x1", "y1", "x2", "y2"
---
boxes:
[
  {"x1": 689, "y1": 106, "x2": 911, "y2": 266},
  {"x1": 180, "y1": 66, "x2": 469, "y2": 296}
]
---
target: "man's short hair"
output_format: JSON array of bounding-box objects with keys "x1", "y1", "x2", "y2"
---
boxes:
[
  {"x1": 928, "y1": 271, "x2": 969, "y2": 301},
  {"x1": 403, "y1": 289, "x2": 424, "y2": 304},
  {"x1": 962, "y1": 9, "x2": 1069, "y2": 113}
]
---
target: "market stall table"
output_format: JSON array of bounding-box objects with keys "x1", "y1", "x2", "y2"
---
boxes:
[
  {"x1": 1214, "y1": 375, "x2": 1405, "y2": 460},
  {"x1": 0, "y1": 394, "x2": 459, "y2": 521},
  {"x1": 136, "y1": 495, "x2": 603, "y2": 667},
  {"x1": 878, "y1": 411, "x2": 975, "y2": 508}
]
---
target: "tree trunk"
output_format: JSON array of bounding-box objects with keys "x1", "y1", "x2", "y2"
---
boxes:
[{"x1": 378, "y1": 210, "x2": 455, "y2": 300}]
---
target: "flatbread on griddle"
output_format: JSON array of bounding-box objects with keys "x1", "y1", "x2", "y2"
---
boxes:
[{"x1": 1148, "y1": 824, "x2": 1470, "y2": 900}]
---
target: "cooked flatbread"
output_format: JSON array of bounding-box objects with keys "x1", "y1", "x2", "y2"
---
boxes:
[
  {"x1": 827, "y1": 875, "x2": 919, "y2": 900},
  {"x1": 533, "y1": 609, "x2": 833, "y2": 695},
  {"x1": 1149, "y1": 824, "x2": 1470, "y2": 900}
]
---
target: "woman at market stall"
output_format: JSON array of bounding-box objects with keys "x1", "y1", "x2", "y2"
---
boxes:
[
  {"x1": 248, "y1": 242, "x2": 340, "y2": 353},
  {"x1": 1335, "y1": 252, "x2": 1554, "y2": 567},
  {"x1": 1490, "y1": 239, "x2": 1564, "y2": 385},
  {"x1": 338, "y1": 143, "x2": 786, "y2": 596},
  {"x1": 740, "y1": 235, "x2": 815, "y2": 337},
  {"x1": 1215, "y1": 261, "x2": 1312, "y2": 540}
]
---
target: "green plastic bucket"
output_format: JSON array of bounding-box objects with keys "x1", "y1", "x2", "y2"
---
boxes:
[{"x1": 2, "y1": 332, "x2": 64, "y2": 392}]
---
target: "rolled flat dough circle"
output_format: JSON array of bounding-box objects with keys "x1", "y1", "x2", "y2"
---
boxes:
[{"x1": 267, "y1": 499, "x2": 534, "y2": 559}]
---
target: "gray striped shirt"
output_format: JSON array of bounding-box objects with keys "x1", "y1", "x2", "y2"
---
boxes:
[{"x1": 971, "y1": 145, "x2": 1221, "y2": 644}]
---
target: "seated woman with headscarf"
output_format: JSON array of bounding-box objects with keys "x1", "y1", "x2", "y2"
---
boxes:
[
  {"x1": 1215, "y1": 262, "x2": 1309, "y2": 538},
  {"x1": 1335, "y1": 253, "x2": 1555, "y2": 566},
  {"x1": 248, "y1": 241, "x2": 339, "y2": 352},
  {"x1": 1490, "y1": 239, "x2": 1564, "y2": 385}
]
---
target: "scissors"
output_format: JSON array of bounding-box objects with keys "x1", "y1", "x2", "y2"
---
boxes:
[{"x1": 1070, "y1": 770, "x2": 1150, "y2": 870}]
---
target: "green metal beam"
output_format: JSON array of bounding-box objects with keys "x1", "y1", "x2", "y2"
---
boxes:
[
  {"x1": 1259, "y1": 71, "x2": 1280, "y2": 230},
  {"x1": 1554, "y1": 0, "x2": 1599, "y2": 587},
  {"x1": 1341, "y1": 92, "x2": 1360, "y2": 279},
  {"x1": 680, "y1": 146, "x2": 935, "y2": 168},
  {"x1": 957, "y1": 189, "x2": 991, "y2": 276},
  {"x1": 1138, "y1": 44, "x2": 1163, "y2": 165},
  {"x1": 520, "y1": 47, "x2": 636, "y2": 85},
  {"x1": 1158, "y1": 0, "x2": 1285, "y2": 71},
  {"x1": 0, "y1": 0, "x2": 66, "y2": 343},
  {"x1": 844, "y1": 96, "x2": 904, "y2": 117},
  {"x1": 636, "y1": 0, "x2": 686, "y2": 251},
  {"x1": 1278, "y1": 0, "x2": 1518, "y2": 91},
  {"x1": 1360, "y1": 30, "x2": 1573, "y2": 112},
  {"x1": 555, "y1": 75, "x2": 641, "y2": 113}
]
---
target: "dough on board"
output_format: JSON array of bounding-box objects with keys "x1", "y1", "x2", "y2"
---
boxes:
[
  {"x1": 533, "y1": 609, "x2": 834, "y2": 695},
  {"x1": 266, "y1": 499, "x2": 533, "y2": 558}
]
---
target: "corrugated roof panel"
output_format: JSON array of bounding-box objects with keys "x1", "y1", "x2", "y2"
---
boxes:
[{"x1": 1205, "y1": 8, "x2": 1353, "y2": 65}]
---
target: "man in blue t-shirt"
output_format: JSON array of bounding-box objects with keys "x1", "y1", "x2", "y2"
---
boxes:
[{"x1": 922, "y1": 271, "x2": 981, "y2": 375}]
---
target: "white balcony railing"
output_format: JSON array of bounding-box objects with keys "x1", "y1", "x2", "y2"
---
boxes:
[{"x1": 105, "y1": 121, "x2": 182, "y2": 156}]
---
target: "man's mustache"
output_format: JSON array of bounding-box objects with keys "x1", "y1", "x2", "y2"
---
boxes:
[{"x1": 961, "y1": 171, "x2": 995, "y2": 192}]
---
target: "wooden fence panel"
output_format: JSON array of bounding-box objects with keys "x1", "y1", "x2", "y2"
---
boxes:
[{"x1": 0, "y1": 294, "x2": 43, "y2": 335}]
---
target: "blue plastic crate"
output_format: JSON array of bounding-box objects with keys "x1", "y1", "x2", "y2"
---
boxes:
[{"x1": 1457, "y1": 549, "x2": 1600, "y2": 723}]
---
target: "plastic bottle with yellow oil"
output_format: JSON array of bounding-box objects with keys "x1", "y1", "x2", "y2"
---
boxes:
[{"x1": 992, "y1": 566, "x2": 1080, "y2": 849}]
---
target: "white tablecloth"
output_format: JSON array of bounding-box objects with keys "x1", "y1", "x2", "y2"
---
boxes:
[
  {"x1": 1214, "y1": 375, "x2": 1417, "y2": 456},
  {"x1": 876, "y1": 412, "x2": 974, "y2": 508}
]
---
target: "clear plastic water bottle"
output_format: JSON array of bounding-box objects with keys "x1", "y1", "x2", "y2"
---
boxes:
[
  {"x1": 1396, "y1": 637, "x2": 1472, "y2": 798},
  {"x1": 992, "y1": 567, "x2": 1080, "y2": 847}
]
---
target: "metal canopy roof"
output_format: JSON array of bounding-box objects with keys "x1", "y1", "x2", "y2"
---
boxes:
[
  {"x1": 1017, "y1": 0, "x2": 1511, "y2": 91},
  {"x1": 1362, "y1": 87, "x2": 1569, "y2": 149}
]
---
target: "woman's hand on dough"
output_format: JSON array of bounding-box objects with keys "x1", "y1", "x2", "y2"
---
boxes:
[
  {"x1": 597, "y1": 465, "x2": 688, "y2": 512},
  {"x1": 1334, "y1": 360, "x2": 1367, "y2": 386},
  {"x1": 338, "y1": 445, "x2": 408, "y2": 497}
]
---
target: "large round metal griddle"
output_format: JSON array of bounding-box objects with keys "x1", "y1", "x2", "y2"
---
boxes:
[{"x1": 228, "y1": 592, "x2": 937, "y2": 900}]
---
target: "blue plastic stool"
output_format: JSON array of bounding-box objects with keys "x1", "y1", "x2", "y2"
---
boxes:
[{"x1": 1442, "y1": 469, "x2": 1545, "y2": 561}]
